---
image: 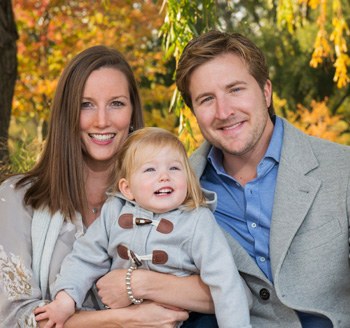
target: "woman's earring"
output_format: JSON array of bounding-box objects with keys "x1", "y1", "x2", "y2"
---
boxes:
[{"x1": 129, "y1": 125, "x2": 134, "y2": 133}]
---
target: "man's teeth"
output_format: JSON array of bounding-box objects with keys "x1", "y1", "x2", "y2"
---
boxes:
[
  {"x1": 155, "y1": 188, "x2": 172, "y2": 195},
  {"x1": 222, "y1": 122, "x2": 242, "y2": 130},
  {"x1": 89, "y1": 134, "x2": 115, "y2": 141}
]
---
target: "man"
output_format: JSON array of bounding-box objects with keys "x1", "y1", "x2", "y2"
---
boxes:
[{"x1": 177, "y1": 30, "x2": 350, "y2": 327}]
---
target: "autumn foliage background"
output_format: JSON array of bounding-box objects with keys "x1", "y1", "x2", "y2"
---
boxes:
[{"x1": 6, "y1": 0, "x2": 350, "y2": 173}]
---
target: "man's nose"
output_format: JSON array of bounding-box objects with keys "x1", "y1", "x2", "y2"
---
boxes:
[{"x1": 215, "y1": 96, "x2": 235, "y2": 120}]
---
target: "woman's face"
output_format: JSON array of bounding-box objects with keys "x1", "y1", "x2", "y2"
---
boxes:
[{"x1": 80, "y1": 68, "x2": 133, "y2": 167}]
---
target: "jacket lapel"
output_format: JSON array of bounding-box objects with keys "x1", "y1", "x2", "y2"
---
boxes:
[
  {"x1": 222, "y1": 228, "x2": 272, "y2": 284},
  {"x1": 270, "y1": 119, "x2": 321, "y2": 279}
]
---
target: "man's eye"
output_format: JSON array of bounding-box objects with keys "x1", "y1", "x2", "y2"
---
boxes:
[
  {"x1": 231, "y1": 87, "x2": 241, "y2": 93},
  {"x1": 202, "y1": 96, "x2": 213, "y2": 103}
]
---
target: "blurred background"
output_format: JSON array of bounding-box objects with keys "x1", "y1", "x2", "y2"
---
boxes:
[{"x1": 1, "y1": 0, "x2": 350, "y2": 175}]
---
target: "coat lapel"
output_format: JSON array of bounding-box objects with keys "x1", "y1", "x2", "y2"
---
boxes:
[
  {"x1": 222, "y1": 228, "x2": 272, "y2": 284},
  {"x1": 270, "y1": 119, "x2": 321, "y2": 279}
]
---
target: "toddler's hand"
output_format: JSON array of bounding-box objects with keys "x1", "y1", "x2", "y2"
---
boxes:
[{"x1": 34, "y1": 291, "x2": 75, "y2": 328}]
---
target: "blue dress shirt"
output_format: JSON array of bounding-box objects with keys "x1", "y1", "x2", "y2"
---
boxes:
[{"x1": 200, "y1": 116, "x2": 332, "y2": 328}]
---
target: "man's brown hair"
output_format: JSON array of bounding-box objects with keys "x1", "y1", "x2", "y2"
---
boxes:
[{"x1": 176, "y1": 30, "x2": 274, "y2": 116}]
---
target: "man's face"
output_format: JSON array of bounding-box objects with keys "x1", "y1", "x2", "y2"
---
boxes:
[{"x1": 189, "y1": 53, "x2": 273, "y2": 159}]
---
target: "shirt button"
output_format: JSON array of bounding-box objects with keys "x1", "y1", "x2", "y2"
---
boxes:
[
  {"x1": 251, "y1": 223, "x2": 257, "y2": 228},
  {"x1": 236, "y1": 182, "x2": 240, "y2": 187},
  {"x1": 259, "y1": 288, "x2": 270, "y2": 300},
  {"x1": 260, "y1": 257, "x2": 266, "y2": 262}
]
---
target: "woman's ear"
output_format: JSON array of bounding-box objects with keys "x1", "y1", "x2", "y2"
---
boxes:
[{"x1": 119, "y1": 178, "x2": 135, "y2": 201}]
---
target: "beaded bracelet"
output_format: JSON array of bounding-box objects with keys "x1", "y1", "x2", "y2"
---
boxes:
[{"x1": 126, "y1": 265, "x2": 144, "y2": 305}]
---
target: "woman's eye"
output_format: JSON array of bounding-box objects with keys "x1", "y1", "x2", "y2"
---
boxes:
[
  {"x1": 145, "y1": 168, "x2": 155, "y2": 172},
  {"x1": 170, "y1": 166, "x2": 180, "y2": 171},
  {"x1": 111, "y1": 100, "x2": 124, "y2": 107},
  {"x1": 81, "y1": 102, "x2": 93, "y2": 108}
]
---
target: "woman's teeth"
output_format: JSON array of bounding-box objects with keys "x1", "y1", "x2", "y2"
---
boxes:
[{"x1": 89, "y1": 133, "x2": 115, "y2": 141}]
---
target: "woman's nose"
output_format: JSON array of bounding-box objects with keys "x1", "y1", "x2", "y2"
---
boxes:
[{"x1": 94, "y1": 107, "x2": 111, "y2": 128}]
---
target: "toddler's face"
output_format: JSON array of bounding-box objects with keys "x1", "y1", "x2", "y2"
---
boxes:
[{"x1": 126, "y1": 147, "x2": 187, "y2": 213}]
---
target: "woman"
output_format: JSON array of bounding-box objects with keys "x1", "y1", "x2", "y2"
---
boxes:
[{"x1": 0, "y1": 46, "x2": 213, "y2": 328}]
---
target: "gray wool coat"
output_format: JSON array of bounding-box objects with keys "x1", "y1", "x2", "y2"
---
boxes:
[
  {"x1": 189, "y1": 117, "x2": 350, "y2": 328},
  {"x1": 53, "y1": 193, "x2": 251, "y2": 328}
]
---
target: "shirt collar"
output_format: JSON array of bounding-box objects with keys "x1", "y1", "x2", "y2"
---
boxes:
[{"x1": 208, "y1": 115, "x2": 284, "y2": 174}]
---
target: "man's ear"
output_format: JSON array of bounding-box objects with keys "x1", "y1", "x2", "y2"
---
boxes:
[
  {"x1": 119, "y1": 178, "x2": 135, "y2": 201},
  {"x1": 264, "y1": 79, "x2": 272, "y2": 108}
]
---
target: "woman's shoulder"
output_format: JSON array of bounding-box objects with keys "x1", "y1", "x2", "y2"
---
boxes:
[
  {"x1": 1, "y1": 174, "x2": 30, "y2": 188},
  {"x1": 1, "y1": 175, "x2": 24, "y2": 195},
  {"x1": 0, "y1": 175, "x2": 34, "y2": 217}
]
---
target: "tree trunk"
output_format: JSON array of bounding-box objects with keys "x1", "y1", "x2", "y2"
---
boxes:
[{"x1": 0, "y1": 0, "x2": 18, "y2": 175}]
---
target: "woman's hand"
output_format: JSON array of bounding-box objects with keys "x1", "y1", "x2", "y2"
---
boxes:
[
  {"x1": 96, "y1": 269, "x2": 131, "y2": 309},
  {"x1": 96, "y1": 268, "x2": 214, "y2": 313},
  {"x1": 60, "y1": 301, "x2": 188, "y2": 328},
  {"x1": 116, "y1": 301, "x2": 189, "y2": 328}
]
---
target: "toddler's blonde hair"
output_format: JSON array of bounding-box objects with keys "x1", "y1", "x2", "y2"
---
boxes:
[{"x1": 111, "y1": 127, "x2": 206, "y2": 210}]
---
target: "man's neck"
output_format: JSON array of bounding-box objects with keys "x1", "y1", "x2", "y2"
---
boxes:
[{"x1": 222, "y1": 151, "x2": 261, "y2": 187}]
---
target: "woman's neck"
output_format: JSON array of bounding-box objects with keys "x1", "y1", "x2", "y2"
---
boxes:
[{"x1": 83, "y1": 161, "x2": 111, "y2": 227}]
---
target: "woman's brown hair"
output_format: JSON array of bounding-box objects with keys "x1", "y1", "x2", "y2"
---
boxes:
[{"x1": 14, "y1": 45, "x2": 144, "y2": 220}]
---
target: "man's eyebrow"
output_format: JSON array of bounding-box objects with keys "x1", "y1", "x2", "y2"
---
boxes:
[
  {"x1": 225, "y1": 81, "x2": 247, "y2": 91},
  {"x1": 194, "y1": 92, "x2": 212, "y2": 103}
]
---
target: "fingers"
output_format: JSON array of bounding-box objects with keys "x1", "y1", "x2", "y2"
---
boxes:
[
  {"x1": 174, "y1": 309, "x2": 189, "y2": 322},
  {"x1": 34, "y1": 305, "x2": 47, "y2": 315},
  {"x1": 35, "y1": 311, "x2": 49, "y2": 321},
  {"x1": 42, "y1": 319, "x2": 55, "y2": 328},
  {"x1": 157, "y1": 303, "x2": 185, "y2": 311}
]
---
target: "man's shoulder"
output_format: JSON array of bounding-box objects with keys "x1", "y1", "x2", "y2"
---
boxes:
[
  {"x1": 190, "y1": 140, "x2": 211, "y2": 160},
  {"x1": 281, "y1": 117, "x2": 350, "y2": 154},
  {"x1": 281, "y1": 118, "x2": 350, "y2": 172},
  {"x1": 189, "y1": 141, "x2": 212, "y2": 178}
]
